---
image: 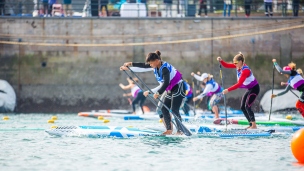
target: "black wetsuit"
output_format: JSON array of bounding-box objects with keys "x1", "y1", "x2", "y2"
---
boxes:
[{"x1": 132, "y1": 62, "x2": 186, "y2": 131}]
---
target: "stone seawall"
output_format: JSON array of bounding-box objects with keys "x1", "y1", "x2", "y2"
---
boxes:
[{"x1": 0, "y1": 17, "x2": 303, "y2": 113}]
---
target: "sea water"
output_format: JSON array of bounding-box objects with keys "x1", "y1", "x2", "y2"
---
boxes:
[{"x1": 0, "y1": 113, "x2": 303, "y2": 171}]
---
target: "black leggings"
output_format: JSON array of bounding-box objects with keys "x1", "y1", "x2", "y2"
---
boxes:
[
  {"x1": 244, "y1": 4, "x2": 251, "y2": 16},
  {"x1": 182, "y1": 95, "x2": 193, "y2": 116},
  {"x1": 292, "y1": 4, "x2": 299, "y2": 16},
  {"x1": 198, "y1": 3, "x2": 207, "y2": 16},
  {"x1": 297, "y1": 84, "x2": 304, "y2": 102},
  {"x1": 162, "y1": 81, "x2": 186, "y2": 131},
  {"x1": 132, "y1": 91, "x2": 146, "y2": 113},
  {"x1": 240, "y1": 84, "x2": 260, "y2": 124}
]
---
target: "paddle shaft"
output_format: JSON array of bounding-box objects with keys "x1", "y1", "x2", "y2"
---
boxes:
[
  {"x1": 219, "y1": 63, "x2": 228, "y2": 130},
  {"x1": 191, "y1": 77, "x2": 196, "y2": 116},
  {"x1": 269, "y1": 65, "x2": 275, "y2": 120},
  {"x1": 290, "y1": 89, "x2": 299, "y2": 98},
  {"x1": 126, "y1": 66, "x2": 192, "y2": 136}
]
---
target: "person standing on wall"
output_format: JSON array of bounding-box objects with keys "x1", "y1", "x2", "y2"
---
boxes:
[
  {"x1": 223, "y1": 0, "x2": 232, "y2": 17},
  {"x1": 63, "y1": 0, "x2": 73, "y2": 17},
  {"x1": 264, "y1": 0, "x2": 273, "y2": 17},
  {"x1": 292, "y1": 0, "x2": 299, "y2": 16},
  {"x1": 48, "y1": 0, "x2": 56, "y2": 17},
  {"x1": 197, "y1": 0, "x2": 208, "y2": 17},
  {"x1": 0, "y1": 0, "x2": 5, "y2": 16},
  {"x1": 40, "y1": 0, "x2": 49, "y2": 16},
  {"x1": 164, "y1": 0, "x2": 172, "y2": 17},
  {"x1": 100, "y1": 0, "x2": 109, "y2": 17},
  {"x1": 244, "y1": 0, "x2": 252, "y2": 17}
]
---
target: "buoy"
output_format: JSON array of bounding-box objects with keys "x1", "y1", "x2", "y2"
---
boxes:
[
  {"x1": 103, "y1": 119, "x2": 110, "y2": 123},
  {"x1": 51, "y1": 116, "x2": 58, "y2": 120},
  {"x1": 47, "y1": 120, "x2": 55, "y2": 123},
  {"x1": 143, "y1": 106, "x2": 150, "y2": 113},
  {"x1": 51, "y1": 125, "x2": 57, "y2": 129},
  {"x1": 3, "y1": 116, "x2": 9, "y2": 120},
  {"x1": 159, "y1": 119, "x2": 163, "y2": 123},
  {"x1": 291, "y1": 128, "x2": 304, "y2": 163},
  {"x1": 286, "y1": 115, "x2": 292, "y2": 120},
  {"x1": 98, "y1": 116, "x2": 104, "y2": 120}
]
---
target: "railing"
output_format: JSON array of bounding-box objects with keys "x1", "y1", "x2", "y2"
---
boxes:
[{"x1": 0, "y1": 0, "x2": 302, "y2": 18}]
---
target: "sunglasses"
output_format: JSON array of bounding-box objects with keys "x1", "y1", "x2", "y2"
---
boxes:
[{"x1": 233, "y1": 61, "x2": 239, "y2": 65}]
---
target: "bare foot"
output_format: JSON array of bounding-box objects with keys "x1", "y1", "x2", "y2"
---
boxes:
[{"x1": 162, "y1": 130, "x2": 173, "y2": 135}]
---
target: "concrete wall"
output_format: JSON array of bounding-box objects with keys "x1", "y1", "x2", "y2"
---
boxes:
[{"x1": 0, "y1": 17, "x2": 303, "y2": 113}]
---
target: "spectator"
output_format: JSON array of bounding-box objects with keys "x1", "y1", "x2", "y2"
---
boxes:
[
  {"x1": 139, "y1": 0, "x2": 148, "y2": 17},
  {"x1": 91, "y1": 0, "x2": 98, "y2": 16},
  {"x1": 0, "y1": 0, "x2": 4, "y2": 16},
  {"x1": 197, "y1": 0, "x2": 208, "y2": 17},
  {"x1": 223, "y1": 0, "x2": 232, "y2": 17},
  {"x1": 264, "y1": 0, "x2": 273, "y2": 17},
  {"x1": 100, "y1": 0, "x2": 109, "y2": 17},
  {"x1": 164, "y1": 0, "x2": 172, "y2": 17},
  {"x1": 40, "y1": 0, "x2": 49, "y2": 16},
  {"x1": 244, "y1": 0, "x2": 252, "y2": 17},
  {"x1": 48, "y1": 0, "x2": 56, "y2": 16},
  {"x1": 63, "y1": 0, "x2": 73, "y2": 17},
  {"x1": 179, "y1": 0, "x2": 185, "y2": 17},
  {"x1": 292, "y1": 0, "x2": 299, "y2": 16}
]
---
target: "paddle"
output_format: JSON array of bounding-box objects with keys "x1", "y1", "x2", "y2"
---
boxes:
[
  {"x1": 269, "y1": 64, "x2": 275, "y2": 120},
  {"x1": 290, "y1": 89, "x2": 299, "y2": 98},
  {"x1": 126, "y1": 66, "x2": 192, "y2": 136},
  {"x1": 219, "y1": 63, "x2": 228, "y2": 130},
  {"x1": 191, "y1": 77, "x2": 197, "y2": 116},
  {"x1": 122, "y1": 70, "x2": 178, "y2": 129}
]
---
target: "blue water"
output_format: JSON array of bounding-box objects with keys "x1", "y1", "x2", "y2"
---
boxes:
[{"x1": 0, "y1": 113, "x2": 303, "y2": 171}]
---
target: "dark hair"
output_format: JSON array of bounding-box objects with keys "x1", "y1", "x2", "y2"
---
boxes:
[
  {"x1": 234, "y1": 52, "x2": 245, "y2": 62},
  {"x1": 145, "y1": 50, "x2": 161, "y2": 63}
]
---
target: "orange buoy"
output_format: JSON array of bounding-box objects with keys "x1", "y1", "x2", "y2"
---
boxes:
[
  {"x1": 143, "y1": 106, "x2": 150, "y2": 113},
  {"x1": 291, "y1": 128, "x2": 304, "y2": 163}
]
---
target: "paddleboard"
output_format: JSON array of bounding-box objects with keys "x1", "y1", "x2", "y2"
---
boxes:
[
  {"x1": 45, "y1": 125, "x2": 161, "y2": 138},
  {"x1": 213, "y1": 118, "x2": 304, "y2": 126}
]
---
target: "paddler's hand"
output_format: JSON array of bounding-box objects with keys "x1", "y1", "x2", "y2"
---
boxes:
[
  {"x1": 271, "y1": 94, "x2": 277, "y2": 98},
  {"x1": 272, "y1": 59, "x2": 276, "y2": 63},
  {"x1": 120, "y1": 66, "x2": 128, "y2": 71},
  {"x1": 123, "y1": 93, "x2": 127, "y2": 97},
  {"x1": 143, "y1": 91, "x2": 149, "y2": 97},
  {"x1": 217, "y1": 57, "x2": 222, "y2": 61},
  {"x1": 123, "y1": 62, "x2": 132, "y2": 67},
  {"x1": 197, "y1": 71, "x2": 201, "y2": 75},
  {"x1": 222, "y1": 89, "x2": 229, "y2": 94},
  {"x1": 281, "y1": 82, "x2": 287, "y2": 86},
  {"x1": 193, "y1": 97, "x2": 198, "y2": 102},
  {"x1": 153, "y1": 92, "x2": 159, "y2": 99},
  {"x1": 191, "y1": 72, "x2": 195, "y2": 76}
]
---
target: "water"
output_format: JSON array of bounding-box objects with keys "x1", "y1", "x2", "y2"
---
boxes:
[{"x1": 0, "y1": 113, "x2": 303, "y2": 171}]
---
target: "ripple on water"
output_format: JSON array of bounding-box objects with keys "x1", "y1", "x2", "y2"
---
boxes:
[{"x1": 0, "y1": 114, "x2": 303, "y2": 171}]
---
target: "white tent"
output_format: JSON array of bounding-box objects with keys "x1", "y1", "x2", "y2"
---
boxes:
[{"x1": 260, "y1": 89, "x2": 301, "y2": 112}]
